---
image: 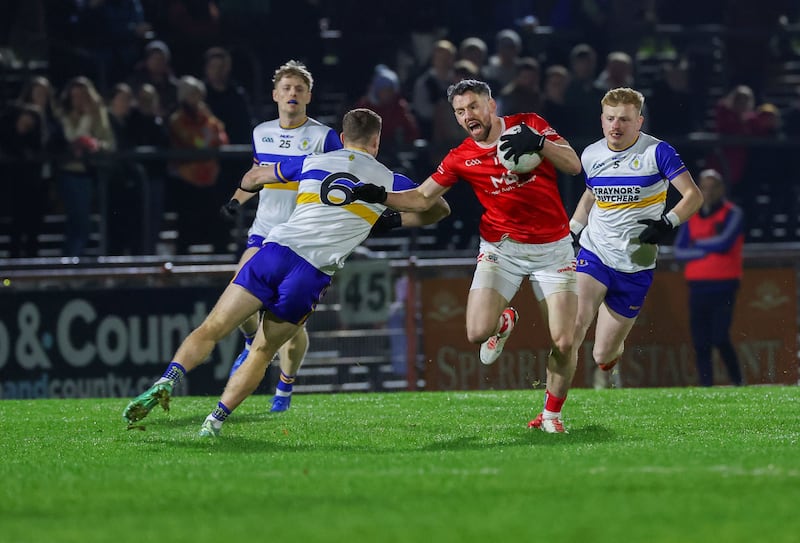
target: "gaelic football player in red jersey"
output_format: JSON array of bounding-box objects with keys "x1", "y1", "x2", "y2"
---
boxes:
[{"x1": 353, "y1": 79, "x2": 582, "y2": 433}]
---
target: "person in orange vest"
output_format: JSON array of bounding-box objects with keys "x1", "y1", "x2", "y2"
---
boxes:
[{"x1": 673, "y1": 169, "x2": 744, "y2": 386}]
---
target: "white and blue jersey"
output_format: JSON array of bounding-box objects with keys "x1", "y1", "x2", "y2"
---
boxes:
[
  {"x1": 579, "y1": 132, "x2": 688, "y2": 272},
  {"x1": 268, "y1": 148, "x2": 416, "y2": 274},
  {"x1": 248, "y1": 117, "x2": 342, "y2": 238},
  {"x1": 232, "y1": 148, "x2": 417, "y2": 323}
]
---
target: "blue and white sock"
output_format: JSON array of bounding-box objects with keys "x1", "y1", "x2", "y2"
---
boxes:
[
  {"x1": 275, "y1": 371, "x2": 295, "y2": 398},
  {"x1": 205, "y1": 401, "x2": 231, "y2": 429},
  {"x1": 155, "y1": 361, "x2": 186, "y2": 386}
]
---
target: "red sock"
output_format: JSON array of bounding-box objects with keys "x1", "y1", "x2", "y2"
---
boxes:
[
  {"x1": 497, "y1": 310, "x2": 512, "y2": 334},
  {"x1": 544, "y1": 389, "x2": 566, "y2": 414}
]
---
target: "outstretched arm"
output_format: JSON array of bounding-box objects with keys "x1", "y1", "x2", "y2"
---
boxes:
[
  {"x1": 230, "y1": 165, "x2": 262, "y2": 203},
  {"x1": 398, "y1": 195, "x2": 450, "y2": 226},
  {"x1": 220, "y1": 165, "x2": 261, "y2": 219},
  {"x1": 239, "y1": 164, "x2": 280, "y2": 192},
  {"x1": 354, "y1": 176, "x2": 450, "y2": 213}
]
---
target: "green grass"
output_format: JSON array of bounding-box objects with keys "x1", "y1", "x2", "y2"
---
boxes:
[{"x1": 2, "y1": 387, "x2": 799, "y2": 543}]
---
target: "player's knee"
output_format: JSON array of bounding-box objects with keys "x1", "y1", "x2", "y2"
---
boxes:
[
  {"x1": 592, "y1": 346, "x2": 617, "y2": 366},
  {"x1": 551, "y1": 334, "x2": 574, "y2": 360},
  {"x1": 466, "y1": 324, "x2": 494, "y2": 344}
]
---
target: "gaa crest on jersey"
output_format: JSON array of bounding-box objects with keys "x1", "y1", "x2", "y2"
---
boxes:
[
  {"x1": 629, "y1": 154, "x2": 643, "y2": 170},
  {"x1": 299, "y1": 138, "x2": 312, "y2": 151}
]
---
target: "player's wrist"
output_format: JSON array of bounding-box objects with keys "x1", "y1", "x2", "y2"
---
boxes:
[
  {"x1": 664, "y1": 211, "x2": 680, "y2": 228},
  {"x1": 569, "y1": 218, "x2": 586, "y2": 235}
]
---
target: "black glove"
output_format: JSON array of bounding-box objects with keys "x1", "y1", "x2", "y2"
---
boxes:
[
  {"x1": 370, "y1": 211, "x2": 402, "y2": 235},
  {"x1": 638, "y1": 214, "x2": 675, "y2": 244},
  {"x1": 219, "y1": 199, "x2": 241, "y2": 221},
  {"x1": 498, "y1": 122, "x2": 545, "y2": 163},
  {"x1": 352, "y1": 183, "x2": 387, "y2": 204}
]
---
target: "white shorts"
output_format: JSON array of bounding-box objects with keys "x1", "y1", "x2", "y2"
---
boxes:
[{"x1": 470, "y1": 236, "x2": 577, "y2": 302}]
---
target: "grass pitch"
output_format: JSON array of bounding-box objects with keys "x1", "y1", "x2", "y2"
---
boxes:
[{"x1": 1, "y1": 386, "x2": 799, "y2": 543}]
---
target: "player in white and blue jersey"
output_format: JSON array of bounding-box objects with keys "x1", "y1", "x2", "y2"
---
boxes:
[
  {"x1": 122, "y1": 108, "x2": 450, "y2": 436},
  {"x1": 569, "y1": 87, "x2": 702, "y2": 386},
  {"x1": 219, "y1": 60, "x2": 342, "y2": 412}
]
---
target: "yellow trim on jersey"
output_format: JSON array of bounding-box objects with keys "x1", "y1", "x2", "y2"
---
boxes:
[
  {"x1": 296, "y1": 192, "x2": 380, "y2": 223},
  {"x1": 261, "y1": 181, "x2": 299, "y2": 191},
  {"x1": 595, "y1": 190, "x2": 666, "y2": 210},
  {"x1": 280, "y1": 117, "x2": 309, "y2": 130}
]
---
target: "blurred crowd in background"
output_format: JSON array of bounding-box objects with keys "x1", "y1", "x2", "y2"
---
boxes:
[{"x1": 2, "y1": 0, "x2": 800, "y2": 258}]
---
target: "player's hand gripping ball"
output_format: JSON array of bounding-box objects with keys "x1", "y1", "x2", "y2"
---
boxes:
[{"x1": 497, "y1": 124, "x2": 544, "y2": 173}]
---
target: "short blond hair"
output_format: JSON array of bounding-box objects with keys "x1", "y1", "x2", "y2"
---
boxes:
[
  {"x1": 601, "y1": 87, "x2": 644, "y2": 115},
  {"x1": 273, "y1": 59, "x2": 314, "y2": 90}
]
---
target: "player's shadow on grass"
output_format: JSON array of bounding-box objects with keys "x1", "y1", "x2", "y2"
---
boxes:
[
  {"x1": 414, "y1": 423, "x2": 617, "y2": 452},
  {"x1": 123, "y1": 412, "x2": 618, "y2": 453}
]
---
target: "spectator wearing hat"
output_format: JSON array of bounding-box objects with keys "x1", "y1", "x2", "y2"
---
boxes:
[
  {"x1": 483, "y1": 29, "x2": 523, "y2": 91},
  {"x1": 127, "y1": 40, "x2": 180, "y2": 117},
  {"x1": 354, "y1": 64, "x2": 420, "y2": 152},
  {"x1": 167, "y1": 75, "x2": 229, "y2": 253}
]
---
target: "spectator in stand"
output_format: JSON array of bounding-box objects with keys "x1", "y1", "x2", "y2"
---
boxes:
[
  {"x1": 15, "y1": 75, "x2": 66, "y2": 214},
  {"x1": 56, "y1": 76, "x2": 116, "y2": 257},
  {"x1": 540, "y1": 65, "x2": 571, "y2": 133},
  {"x1": 106, "y1": 82, "x2": 152, "y2": 255},
  {"x1": 202, "y1": 46, "x2": 254, "y2": 145},
  {"x1": 496, "y1": 56, "x2": 542, "y2": 115},
  {"x1": 0, "y1": 104, "x2": 46, "y2": 257},
  {"x1": 563, "y1": 43, "x2": 604, "y2": 149},
  {"x1": 411, "y1": 39, "x2": 457, "y2": 141},
  {"x1": 707, "y1": 85, "x2": 756, "y2": 194},
  {"x1": 458, "y1": 37, "x2": 488, "y2": 69},
  {"x1": 354, "y1": 64, "x2": 420, "y2": 154},
  {"x1": 594, "y1": 51, "x2": 634, "y2": 91},
  {"x1": 127, "y1": 40, "x2": 179, "y2": 118},
  {"x1": 673, "y1": 169, "x2": 744, "y2": 387},
  {"x1": 16, "y1": 75, "x2": 65, "y2": 155},
  {"x1": 129, "y1": 83, "x2": 169, "y2": 253},
  {"x1": 483, "y1": 29, "x2": 523, "y2": 91},
  {"x1": 167, "y1": 75, "x2": 229, "y2": 253},
  {"x1": 739, "y1": 103, "x2": 786, "y2": 216},
  {"x1": 648, "y1": 59, "x2": 696, "y2": 138},
  {"x1": 458, "y1": 37, "x2": 491, "y2": 79}
]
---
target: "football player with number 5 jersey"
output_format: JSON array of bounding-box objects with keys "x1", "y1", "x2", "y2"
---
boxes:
[{"x1": 570, "y1": 87, "x2": 702, "y2": 389}]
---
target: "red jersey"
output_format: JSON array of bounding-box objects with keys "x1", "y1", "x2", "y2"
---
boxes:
[{"x1": 431, "y1": 113, "x2": 569, "y2": 244}]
